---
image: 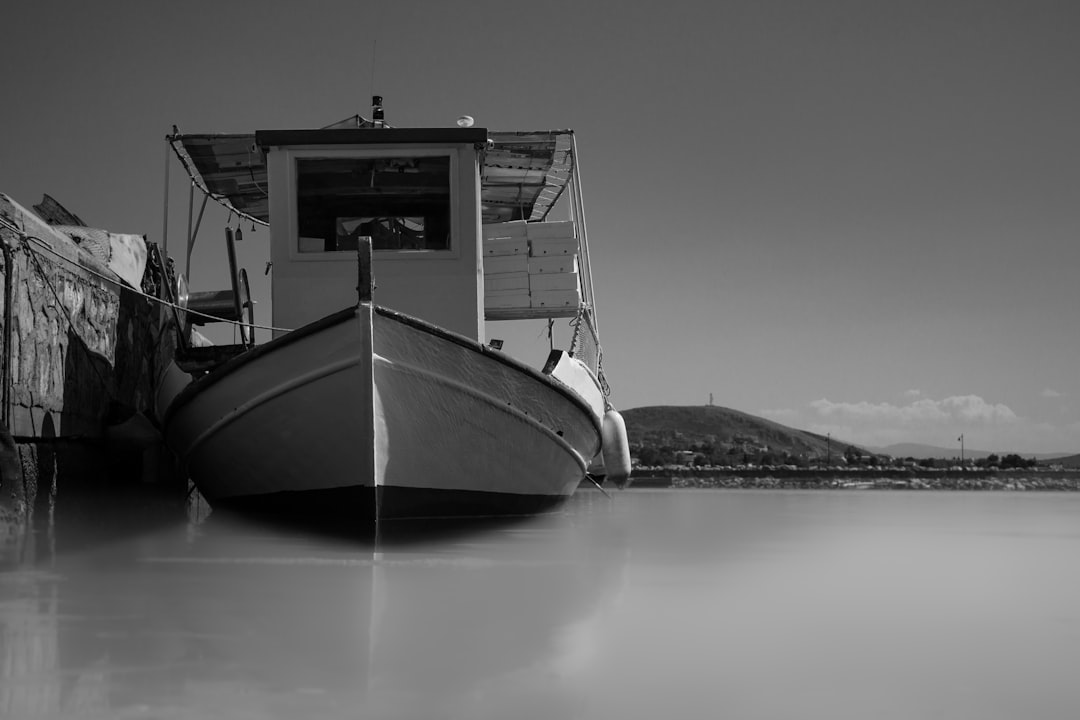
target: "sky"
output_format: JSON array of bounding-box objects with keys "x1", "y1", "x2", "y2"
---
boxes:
[{"x1": 3, "y1": 0, "x2": 1078, "y2": 454}]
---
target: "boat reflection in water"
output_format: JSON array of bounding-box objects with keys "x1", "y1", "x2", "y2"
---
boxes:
[{"x1": 0, "y1": 490, "x2": 624, "y2": 719}]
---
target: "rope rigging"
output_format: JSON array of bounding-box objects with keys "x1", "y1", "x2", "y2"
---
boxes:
[{"x1": 18, "y1": 232, "x2": 293, "y2": 334}]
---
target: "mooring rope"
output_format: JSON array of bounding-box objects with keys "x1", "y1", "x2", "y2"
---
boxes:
[
  {"x1": 18, "y1": 233, "x2": 294, "y2": 333},
  {"x1": 584, "y1": 473, "x2": 612, "y2": 498}
]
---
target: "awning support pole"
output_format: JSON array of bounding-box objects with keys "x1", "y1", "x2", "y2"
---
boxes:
[
  {"x1": 187, "y1": 192, "x2": 209, "y2": 282},
  {"x1": 185, "y1": 180, "x2": 194, "y2": 278},
  {"x1": 161, "y1": 135, "x2": 171, "y2": 257}
]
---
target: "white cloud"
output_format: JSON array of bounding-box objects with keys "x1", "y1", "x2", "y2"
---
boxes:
[
  {"x1": 1041, "y1": 388, "x2": 1063, "y2": 398},
  {"x1": 810, "y1": 395, "x2": 1017, "y2": 426},
  {"x1": 939, "y1": 395, "x2": 1019, "y2": 423},
  {"x1": 798, "y1": 394, "x2": 1080, "y2": 452}
]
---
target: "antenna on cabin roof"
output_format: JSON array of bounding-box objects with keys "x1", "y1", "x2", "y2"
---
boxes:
[
  {"x1": 709, "y1": 393, "x2": 714, "y2": 406},
  {"x1": 372, "y1": 95, "x2": 385, "y2": 128}
]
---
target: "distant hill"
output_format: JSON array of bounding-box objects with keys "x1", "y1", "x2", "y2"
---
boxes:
[
  {"x1": 1046, "y1": 454, "x2": 1080, "y2": 468},
  {"x1": 870, "y1": 443, "x2": 1075, "y2": 461},
  {"x1": 871, "y1": 443, "x2": 990, "y2": 460},
  {"x1": 621, "y1": 405, "x2": 863, "y2": 459},
  {"x1": 621, "y1": 406, "x2": 1078, "y2": 463}
]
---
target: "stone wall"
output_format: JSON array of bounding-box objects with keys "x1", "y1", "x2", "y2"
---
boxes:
[{"x1": 1, "y1": 194, "x2": 182, "y2": 520}]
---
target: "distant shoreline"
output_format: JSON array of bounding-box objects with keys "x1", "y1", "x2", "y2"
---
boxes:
[{"x1": 622, "y1": 468, "x2": 1080, "y2": 491}]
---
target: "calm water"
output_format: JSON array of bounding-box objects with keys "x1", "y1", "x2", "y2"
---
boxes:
[{"x1": 2, "y1": 489, "x2": 1079, "y2": 719}]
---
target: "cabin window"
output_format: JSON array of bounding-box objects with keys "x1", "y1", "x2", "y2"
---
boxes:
[{"x1": 295, "y1": 156, "x2": 451, "y2": 253}]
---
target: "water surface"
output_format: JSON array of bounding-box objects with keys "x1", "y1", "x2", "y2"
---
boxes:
[{"x1": 2, "y1": 489, "x2": 1078, "y2": 719}]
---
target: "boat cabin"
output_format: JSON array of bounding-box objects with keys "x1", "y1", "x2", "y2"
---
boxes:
[
  {"x1": 257, "y1": 128, "x2": 488, "y2": 341},
  {"x1": 170, "y1": 125, "x2": 590, "y2": 354}
]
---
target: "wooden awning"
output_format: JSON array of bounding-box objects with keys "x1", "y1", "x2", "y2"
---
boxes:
[{"x1": 169, "y1": 127, "x2": 575, "y2": 227}]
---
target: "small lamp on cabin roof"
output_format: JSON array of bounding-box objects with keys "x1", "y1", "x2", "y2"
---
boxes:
[
  {"x1": 456, "y1": 115, "x2": 475, "y2": 128},
  {"x1": 372, "y1": 96, "x2": 385, "y2": 128}
]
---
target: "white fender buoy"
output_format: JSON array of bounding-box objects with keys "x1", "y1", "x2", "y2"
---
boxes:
[{"x1": 601, "y1": 408, "x2": 631, "y2": 488}]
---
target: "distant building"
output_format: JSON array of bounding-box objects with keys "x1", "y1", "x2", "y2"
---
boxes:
[{"x1": 674, "y1": 450, "x2": 696, "y2": 466}]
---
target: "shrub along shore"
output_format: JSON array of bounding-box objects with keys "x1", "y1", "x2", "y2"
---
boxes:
[{"x1": 627, "y1": 468, "x2": 1080, "y2": 491}]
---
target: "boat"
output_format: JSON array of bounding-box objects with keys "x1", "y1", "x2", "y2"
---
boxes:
[{"x1": 155, "y1": 105, "x2": 630, "y2": 521}]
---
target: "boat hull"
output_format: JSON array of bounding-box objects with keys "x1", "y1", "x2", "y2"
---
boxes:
[{"x1": 163, "y1": 305, "x2": 602, "y2": 521}]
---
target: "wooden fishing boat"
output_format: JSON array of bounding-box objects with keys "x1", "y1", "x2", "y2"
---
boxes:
[{"x1": 157, "y1": 110, "x2": 629, "y2": 521}]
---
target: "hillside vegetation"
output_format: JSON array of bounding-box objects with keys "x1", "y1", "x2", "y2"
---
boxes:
[
  {"x1": 622, "y1": 405, "x2": 860, "y2": 464},
  {"x1": 1053, "y1": 454, "x2": 1080, "y2": 468}
]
